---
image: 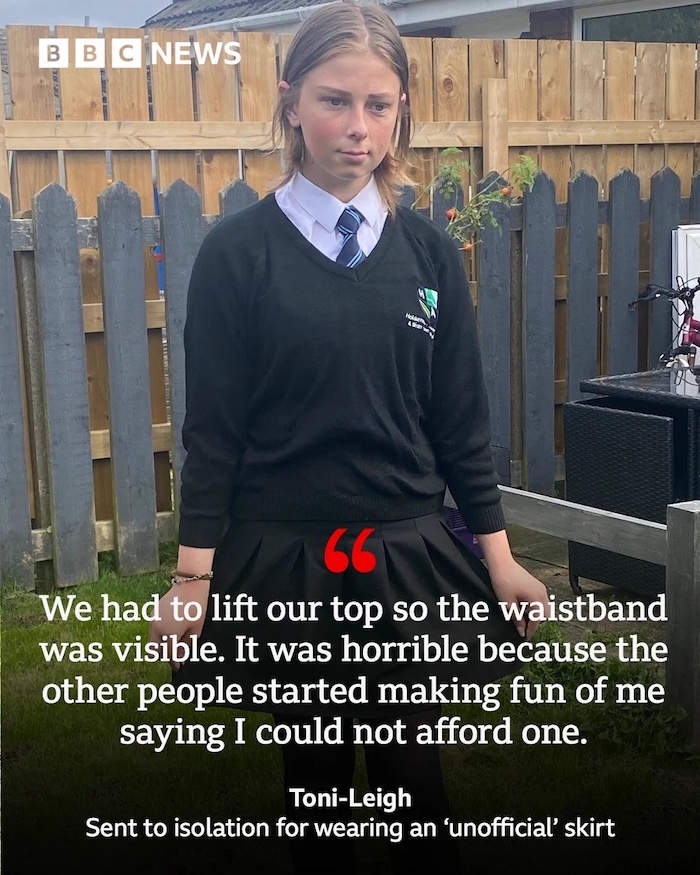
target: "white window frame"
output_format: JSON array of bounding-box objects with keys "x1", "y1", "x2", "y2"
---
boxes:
[{"x1": 574, "y1": 0, "x2": 700, "y2": 40}]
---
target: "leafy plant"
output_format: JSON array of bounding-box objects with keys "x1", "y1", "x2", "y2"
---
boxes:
[{"x1": 413, "y1": 147, "x2": 538, "y2": 250}]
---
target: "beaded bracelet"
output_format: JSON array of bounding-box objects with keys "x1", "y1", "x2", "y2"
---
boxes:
[{"x1": 170, "y1": 571, "x2": 214, "y2": 586}]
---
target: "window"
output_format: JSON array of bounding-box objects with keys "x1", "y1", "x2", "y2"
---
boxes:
[{"x1": 583, "y1": 2, "x2": 700, "y2": 41}]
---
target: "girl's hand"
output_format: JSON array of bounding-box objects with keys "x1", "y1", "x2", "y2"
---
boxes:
[
  {"x1": 148, "y1": 580, "x2": 210, "y2": 670},
  {"x1": 488, "y1": 559, "x2": 550, "y2": 640}
]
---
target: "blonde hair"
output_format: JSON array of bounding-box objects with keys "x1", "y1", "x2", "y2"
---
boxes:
[{"x1": 268, "y1": 0, "x2": 416, "y2": 216}]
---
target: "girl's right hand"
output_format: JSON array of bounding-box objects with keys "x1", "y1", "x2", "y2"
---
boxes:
[{"x1": 148, "y1": 580, "x2": 211, "y2": 670}]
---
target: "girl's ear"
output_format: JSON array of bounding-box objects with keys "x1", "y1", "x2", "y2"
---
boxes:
[{"x1": 278, "y1": 80, "x2": 300, "y2": 127}]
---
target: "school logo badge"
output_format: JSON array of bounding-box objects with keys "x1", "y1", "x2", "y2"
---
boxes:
[
  {"x1": 405, "y1": 286, "x2": 438, "y2": 339},
  {"x1": 418, "y1": 286, "x2": 438, "y2": 322}
]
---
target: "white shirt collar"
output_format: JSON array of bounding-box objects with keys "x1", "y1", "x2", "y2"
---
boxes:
[{"x1": 289, "y1": 171, "x2": 385, "y2": 233}]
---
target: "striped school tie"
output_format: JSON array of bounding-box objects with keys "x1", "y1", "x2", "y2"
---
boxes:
[{"x1": 336, "y1": 205, "x2": 367, "y2": 268}]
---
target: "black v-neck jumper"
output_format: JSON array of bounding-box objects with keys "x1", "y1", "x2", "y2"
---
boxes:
[{"x1": 178, "y1": 192, "x2": 505, "y2": 548}]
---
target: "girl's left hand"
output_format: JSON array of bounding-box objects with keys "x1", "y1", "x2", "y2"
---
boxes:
[{"x1": 488, "y1": 559, "x2": 550, "y2": 640}]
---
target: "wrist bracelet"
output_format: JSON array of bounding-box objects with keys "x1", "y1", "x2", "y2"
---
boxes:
[{"x1": 171, "y1": 571, "x2": 214, "y2": 586}]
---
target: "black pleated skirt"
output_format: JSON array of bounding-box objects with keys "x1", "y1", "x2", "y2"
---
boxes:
[{"x1": 174, "y1": 511, "x2": 524, "y2": 716}]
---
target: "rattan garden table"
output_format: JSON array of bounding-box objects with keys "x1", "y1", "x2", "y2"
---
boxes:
[{"x1": 563, "y1": 368, "x2": 700, "y2": 595}]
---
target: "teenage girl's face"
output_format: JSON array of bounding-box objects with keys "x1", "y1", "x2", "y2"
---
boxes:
[{"x1": 278, "y1": 51, "x2": 406, "y2": 202}]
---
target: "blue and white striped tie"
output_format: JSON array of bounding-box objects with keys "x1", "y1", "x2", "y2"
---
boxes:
[{"x1": 336, "y1": 206, "x2": 366, "y2": 268}]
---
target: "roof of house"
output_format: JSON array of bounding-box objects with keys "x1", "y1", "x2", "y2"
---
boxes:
[{"x1": 144, "y1": 0, "x2": 332, "y2": 29}]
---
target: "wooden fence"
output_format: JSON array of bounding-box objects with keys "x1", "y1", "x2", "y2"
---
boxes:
[
  {"x1": 0, "y1": 166, "x2": 697, "y2": 590},
  {"x1": 2, "y1": 30, "x2": 700, "y2": 536}
]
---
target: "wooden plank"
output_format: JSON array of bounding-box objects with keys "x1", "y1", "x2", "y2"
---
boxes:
[
  {"x1": 160, "y1": 180, "x2": 204, "y2": 520},
  {"x1": 0, "y1": 193, "x2": 34, "y2": 588},
  {"x1": 433, "y1": 38, "x2": 469, "y2": 208},
  {"x1": 635, "y1": 42, "x2": 667, "y2": 353},
  {"x1": 106, "y1": 28, "x2": 170, "y2": 516},
  {"x1": 237, "y1": 30, "x2": 279, "y2": 198},
  {"x1": 604, "y1": 42, "x2": 636, "y2": 184},
  {"x1": 665, "y1": 500, "x2": 700, "y2": 746},
  {"x1": 90, "y1": 422, "x2": 171, "y2": 460},
  {"x1": 403, "y1": 37, "x2": 434, "y2": 212},
  {"x1": 504, "y1": 38, "x2": 537, "y2": 480},
  {"x1": 33, "y1": 184, "x2": 97, "y2": 584},
  {"x1": 498, "y1": 485, "x2": 667, "y2": 566},
  {"x1": 468, "y1": 40, "x2": 504, "y2": 202},
  {"x1": 603, "y1": 41, "x2": 636, "y2": 376},
  {"x1": 55, "y1": 26, "x2": 114, "y2": 527},
  {"x1": 522, "y1": 171, "x2": 556, "y2": 495},
  {"x1": 477, "y1": 172, "x2": 510, "y2": 485},
  {"x1": 636, "y1": 42, "x2": 667, "y2": 198},
  {"x1": 667, "y1": 43, "x2": 696, "y2": 197},
  {"x1": 83, "y1": 299, "x2": 166, "y2": 333},
  {"x1": 105, "y1": 27, "x2": 171, "y2": 521},
  {"x1": 692, "y1": 172, "x2": 700, "y2": 223},
  {"x1": 539, "y1": 40, "x2": 571, "y2": 202},
  {"x1": 13, "y1": 244, "x2": 55, "y2": 592},
  {"x1": 607, "y1": 169, "x2": 640, "y2": 376},
  {"x1": 6, "y1": 120, "x2": 273, "y2": 150},
  {"x1": 571, "y1": 41, "x2": 604, "y2": 191},
  {"x1": 567, "y1": 172, "x2": 599, "y2": 402},
  {"x1": 5, "y1": 26, "x2": 59, "y2": 213},
  {"x1": 149, "y1": 28, "x2": 199, "y2": 193},
  {"x1": 649, "y1": 167, "x2": 680, "y2": 365},
  {"x1": 504, "y1": 39, "x2": 538, "y2": 175},
  {"x1": 4, "y1": 119, "x2": 700, "y2": 151},
  {"x1": 195, "y1": 28, "x2": 240, "y2": 214},
  {"x1": 482, "y1": 79, "x2": 508, "y2": 176},
  {"x1": 539, "y1": 39, "x2": 571, "y2": 455},
  {"x1": 98, "y1": 181, "x2": 159, "y2": 574},
  {"x1": 56, "y1": 25, "x2": 106, "y2": 214},
  {"x1": 104, "y1": 28, "x2": 152, "y2": 195}
]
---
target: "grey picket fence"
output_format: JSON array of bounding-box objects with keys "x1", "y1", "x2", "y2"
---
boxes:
[{"x1": 0, "y1": 168, "x2": 698, "y2": 589}]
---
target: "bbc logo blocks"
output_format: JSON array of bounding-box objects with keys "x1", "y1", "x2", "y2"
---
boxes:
[{"x1": 38, "y1": 39, "x2": 242, "y2": 68}]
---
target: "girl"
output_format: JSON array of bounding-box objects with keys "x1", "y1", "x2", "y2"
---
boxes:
[{"x1": 151, "y1": 2, "x2": 549, "y2": 872}]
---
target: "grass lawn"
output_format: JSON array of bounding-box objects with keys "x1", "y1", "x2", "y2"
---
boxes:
[{"x1": 2, "y1": 543, "x2": 699, "y2": 874}]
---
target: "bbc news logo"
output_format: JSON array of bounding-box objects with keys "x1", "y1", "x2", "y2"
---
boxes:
[{"x1": 38, "y1": 38, "x2": 242, "y2": 68}]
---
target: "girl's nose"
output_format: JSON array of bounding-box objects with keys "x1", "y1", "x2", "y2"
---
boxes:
[{"x1": 346, "y1": 104, "x2": 369, "y2": 137}]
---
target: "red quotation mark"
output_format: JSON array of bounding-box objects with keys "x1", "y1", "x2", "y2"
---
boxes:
[{"x1": 324, "y1": 528, "x2": 376, "y2": 573}]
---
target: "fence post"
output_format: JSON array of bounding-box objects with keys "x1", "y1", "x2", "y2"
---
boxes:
[
  {"x1": 98, "y1": 181, "x2": 159, "y2": 576},
  {"x1": 478, "y1": 171, "x2": 511, "y2": 485},
  {"x1": 33, "y1": 184, "x2": 98, "y2": 586},
  {"x1": 482, "y1": 79, "x2": 508, "y2": 177},
  {"x1": 648, "y1": 166, "x2": 680, "y2": 367},
  {"x1": 607, "y1": 168, "x2": 640, "y2": 376},
  {"x1": 0, "y1": 194, "x2": 34, "y2": 589},
  {"x1": 521, "y1": 171, "x2": 556, "y2": 495},
  {"x1": 665, "y1": 499, "x2": 700, "y2": 748}
]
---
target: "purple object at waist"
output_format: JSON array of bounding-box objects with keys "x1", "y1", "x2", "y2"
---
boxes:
[{"x1": 444, "y1": 508, "x2": 484, "y2": 559}]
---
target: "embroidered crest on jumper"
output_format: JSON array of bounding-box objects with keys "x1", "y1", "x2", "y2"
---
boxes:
[
  {"x1": 405, "y1": 286, "x2": 438, "y2": 339},
  {"x1": 418, "y1": 286, "x2": 438, "y2": 321}
]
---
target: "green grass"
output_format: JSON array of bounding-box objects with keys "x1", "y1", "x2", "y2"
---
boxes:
[{"x1": 2, "y1": 549, "x2": 700, "y2": 873}]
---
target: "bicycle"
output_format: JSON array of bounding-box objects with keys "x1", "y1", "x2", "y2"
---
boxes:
[{"x1": 629, "y1": 276, "x2": 700, "y2": 370}]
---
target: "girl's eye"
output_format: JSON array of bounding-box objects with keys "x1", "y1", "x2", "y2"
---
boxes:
[{"x1": 323, "y1": 97, "x2": 390, "y2": 112}]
